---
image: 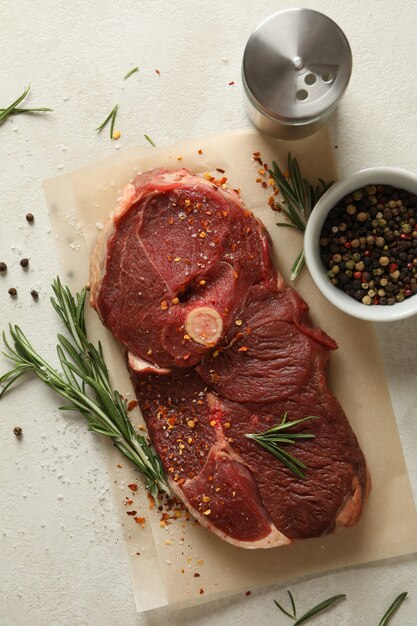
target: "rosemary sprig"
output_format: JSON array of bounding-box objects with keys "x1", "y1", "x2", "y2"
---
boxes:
[
  {"x1": 144, "y1": 133, "x2": 156, "y2": 147},
  {"x1": 96, "y1": 104, "x2": 119, "y2": 139},
  {"x1": 269, "y1": 154, "x2": 333, "y2": 281},
  {"x1": 245, "y1": 413, "x2": 318, "y2": 479},
  {"x1": 0, "y1": 85, "x2": 52, "y2": 125},
  {"x1": 124, "y1": 66, "x2": 139, "y2": 79},
  {"x1": 378, "y1": 592, "x2": 408, "y2": 626},
  {"x1": 0, "y1": 278, "x2": 169, "y2": 497}
]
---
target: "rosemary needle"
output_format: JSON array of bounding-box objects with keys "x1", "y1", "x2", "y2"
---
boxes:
[
  {"x1": 0, "y1": 278, "x2": 169, "y2": 497},
  {"x1": 96, "y1": 104, "x2": 119, "y2": 139},
  {"x1": 274, "y1": 590, "x2": 297, "y2": 619},
  {"x1": 378, "y1": 592, "x2": 408, "y2": 626},
  {"x1": 293, "y1": 594, "x2": 346, "y2": 625},
  {"x1": 124, "y1": 66, "x2": 139, "y2": 79},
  {"x1": 144, "y1": 133, "x2": 156, "y2": 147},
  {"x1": 0, "y1": 85, "x2": 52, "y2": 125}
]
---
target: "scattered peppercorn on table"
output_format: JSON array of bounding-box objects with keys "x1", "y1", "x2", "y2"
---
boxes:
[{"x1": 1, "y1": 1, "x2": 417, "y2": 625}]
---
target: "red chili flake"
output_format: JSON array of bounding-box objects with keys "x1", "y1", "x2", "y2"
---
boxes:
[
  {"x1": 389, "y1": 262, "x2": 398, "y2": 272},
  {"x1": 344, "y1": 242, "x2": 352, "y2": 249},
  {"x1": 238, "y1": 346, "x2": 248, "y2": 352},
  {"x1": 261, "y1": 181, "x2": 267, "y2": 188},
  {"x1": 216, "y1": 168, "x2": 225, "y2": 173},
  {"x1": 253, "y1": 151, "x2": 261, "y2": 157},
  {"x1": 147, "y1": 493, "x2": 155, "y2": 510},
  {"x1": 117, "y1": 464, "x2": 122, "y2": 469},
  {"x1": 128, "y1": 483, "x2": 138, "y2": 492},
  {"x1": 228, "y1": 81, "x2": 234, "y2": 85},
  {"x1": 353, "y1": 271, "x2": 362, "y2": 279},
  {"x1": 198, "y1": 149, "x2": 203, "y2": 155},
  {"x1": 193, "y1": 572, "x2": 200, "y2": 578},
  {"x1": 199, "y1": 588, "x2": 205, "y2": 595},
  {"x1": 245, "y1": 591, "x2": 252, "y2": 596},
  {"x1": 126, "y1": 510, "x2": 137, "y2": 516},
  {"x1": 125, "y1": 498, "x2": 133, "y2": 505},
  {"x1": 127, "y1": 400, "x2": 138, "y2": 411},
  {"x1": 134, "y1": 517, "x2": 146, "y2": 525},
  {"x1": 155, "y1": 69, "x2": 161, "y2": 75}
]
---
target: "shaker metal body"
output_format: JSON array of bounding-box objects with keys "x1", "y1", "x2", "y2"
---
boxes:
[{"x1": 242, "y1": 8, "x2": 352, "y2": 139}]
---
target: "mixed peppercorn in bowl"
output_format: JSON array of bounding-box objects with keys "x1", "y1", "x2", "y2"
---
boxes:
[{"x1": 304, "y1": 167, "x2": 417, "y2": 321}]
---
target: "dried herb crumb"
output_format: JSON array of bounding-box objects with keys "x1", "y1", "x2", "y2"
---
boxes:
[
  {"x1": 20, "y1": 258, "x2": 29, "y2": 268},
  {"x1": 13, "y1": 426, "x2": 22, "y2": 437},
  {"x1": 8, "y1": 287, "x2": 17, "y2": 297},
  {"x1": 25, "y1": 213, "x2": 34, "y2": 223},
  {"x1": 0, "y1": 262, "x2": 7, "y2": 272}
]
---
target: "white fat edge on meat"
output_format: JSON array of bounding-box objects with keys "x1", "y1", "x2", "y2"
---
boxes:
[
  {"x1": 334, "y1": 470, "x2": 371, "y2": 530},
  {"x1": 128, "y1": 352, "x2": 172, "y2": 375}
]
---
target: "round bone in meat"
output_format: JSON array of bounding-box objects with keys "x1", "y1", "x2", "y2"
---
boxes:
[{"x1": 185, "y1": 306, "x2": 223, "y2": 346}]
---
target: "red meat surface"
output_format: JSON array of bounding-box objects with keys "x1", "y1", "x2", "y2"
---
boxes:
[{"x1": 90, "y1": 168, "x2": 369, "y2": 548}]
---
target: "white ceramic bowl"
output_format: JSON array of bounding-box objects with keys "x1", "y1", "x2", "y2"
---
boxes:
[{"x1": 304, "y1": 166, "x2": 417, "y2": 321}]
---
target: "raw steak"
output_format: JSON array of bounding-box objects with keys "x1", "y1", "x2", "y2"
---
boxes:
[{"x1": 90, "y1": 167, "x2": 370, "y2": 548}]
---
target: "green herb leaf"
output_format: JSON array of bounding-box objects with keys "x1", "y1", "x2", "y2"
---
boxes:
[
  {"x1": 96, "y1": 104, "x2": 118, "y2": 139},
  {"x1": 274, "y1": 590, "x2": 297, "y2": 619},
  {"x1": 293, "y1": 594, "x2": 346, "y2": 625},
  {"x1": 144, "y1": 133, "x2": 156, "y2": 147},
  {"x1": 0, "y1": 86, "x2": 52, "y2": 125},
  {"x1": 0, "y1": 278, "x2": 169, "y2": 497},
  {"x1": 245, "y1": 413, "x2": 319, "y2": 479},
  {"x1": 124, "y1": 66, "x2": 139, "y2": 79},
  {"x1": 378, "y1": 592, "x2": 408, "y2": 626},
  {"x1": 269, "y1": 154, "x2": 333, "y2": 281}
]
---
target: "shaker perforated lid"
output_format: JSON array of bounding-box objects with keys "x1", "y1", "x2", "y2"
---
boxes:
[{"x1": 242, "y1": 8, "x2": 352, "y2": 126}]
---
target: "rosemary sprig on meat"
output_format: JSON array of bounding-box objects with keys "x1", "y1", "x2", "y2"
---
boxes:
[
  {"x1": 246, "y1": 412, "x2": 318, "y2": 479},
  {"x1": 378, "y1": 592, "x2": 408, "y2": 626},
  {"x1": 269, "y1": 154, "x2": 333, "y2": 281},
  {"x1": 96, "y1": 104, "x2": 119, "y2": 139},
  {"x1": 275, "y1": 591, "x2": 346, "y2": 625},
  {"x1": 0, "y1": 85, "x2": 52, "y2": 125},
  {"x1": 0, "y1": 278, "x2": 169, "y2": 497}
]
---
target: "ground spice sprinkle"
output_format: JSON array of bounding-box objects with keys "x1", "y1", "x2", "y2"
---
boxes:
[{"x1": 320, "y1": 184, "x2": 417, "y2": 305}]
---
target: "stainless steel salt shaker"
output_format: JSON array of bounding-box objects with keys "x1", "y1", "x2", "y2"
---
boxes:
[{"x1": 242, "y1": 8, "x2": 352, "y2": 139}]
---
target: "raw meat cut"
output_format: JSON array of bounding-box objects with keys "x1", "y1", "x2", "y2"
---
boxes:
[{"x1": 90, "y1": 167, "x2": 370, "y2": 549}]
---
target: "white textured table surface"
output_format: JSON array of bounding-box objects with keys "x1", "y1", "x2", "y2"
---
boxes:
[{"x1": 1, "y1": 1, "x2": 416, "y2": 625}]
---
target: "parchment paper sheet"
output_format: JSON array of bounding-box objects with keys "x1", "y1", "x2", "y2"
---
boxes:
[{"x1": 44, "y1": 129, "x2": 417, "y2": 614}]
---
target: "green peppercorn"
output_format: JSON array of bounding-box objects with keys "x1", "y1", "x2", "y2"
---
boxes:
[
  {"x1": 379, "y1": 256, "x2": 390, "y2": 266},
  {"x1": 332, "y1": 265, "x2": 340, "y2": 274},
  {"x1": 352, "y1": 252, "x2": 361, "y2": 262},
  {"x1": 355, "y1": 261, "x2": 365, "y2": 271},
  {"x1": 368, "y1": 289, "x2": 376, "y2": 298},
  {"x1": 346, "y1": 260, "x2": 355, "y2": 270},
  {"x1": 352, "y1": 190, "x2": 363, "y2": 201},
  {"x1": 333, "y1": 254, "x2": 342, "y2": 263},
  {"x1": 375, "y1": 237, "x2": 385, "y2": 247},
  {"x1": 367, "y1": 185, "x2": 377, "y2": 195},
  {"x1": 351, "y1": 239, "x2": 360, "y2": 248},
  {"x1": 402, "y1": 223, "x2": 412, "y2": 234},
  {"x1": 346, "y1": 204, "x2": 356, "y2": 215},
  {"x1": 396, "y1": 293, "x2": 405, "y2": 302}
]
